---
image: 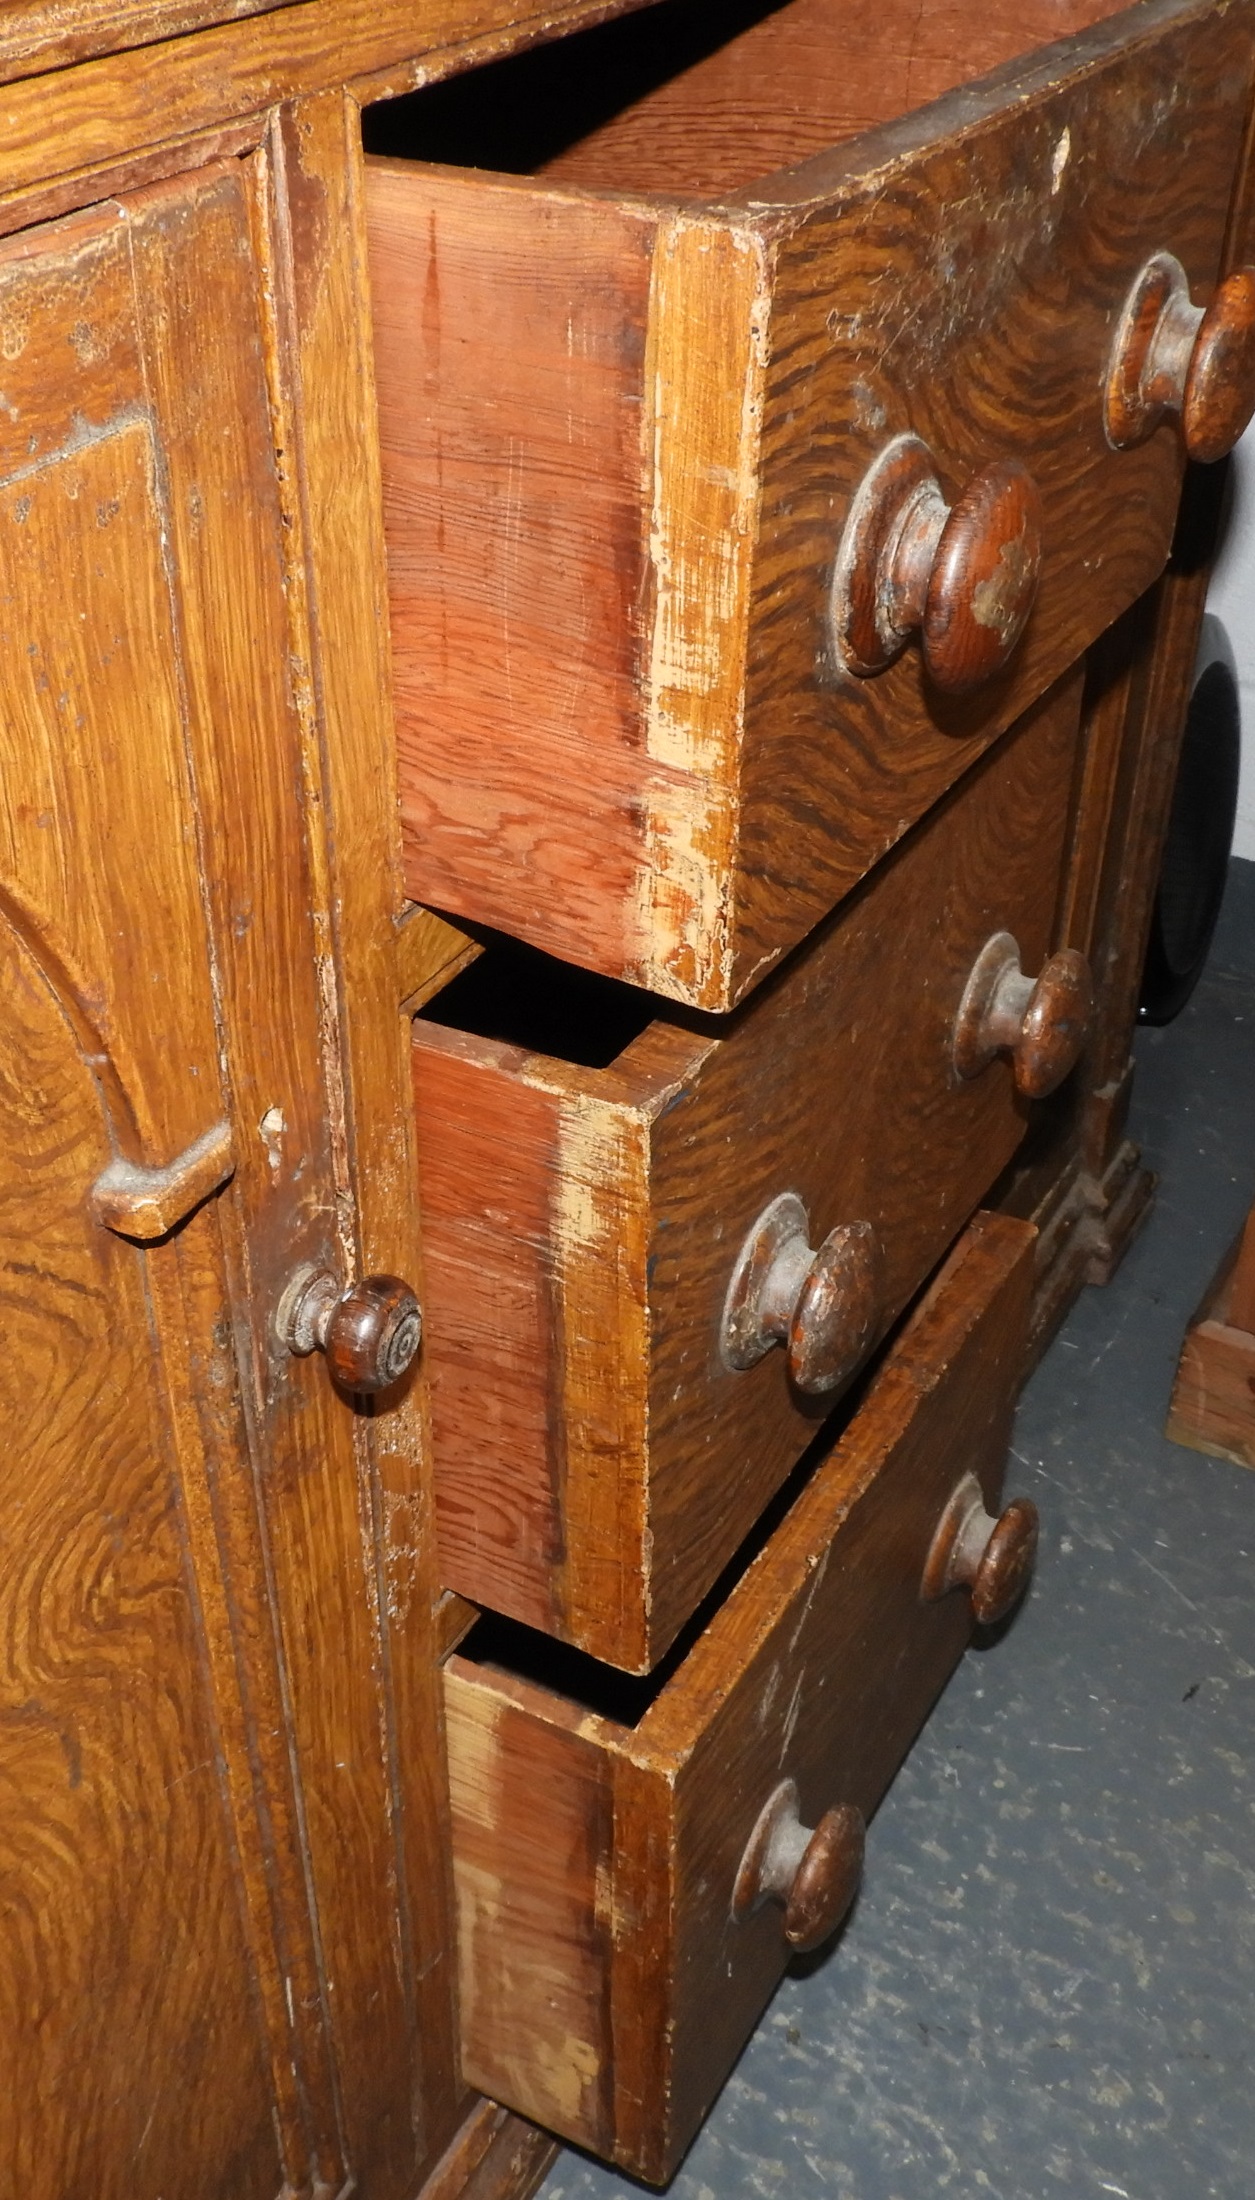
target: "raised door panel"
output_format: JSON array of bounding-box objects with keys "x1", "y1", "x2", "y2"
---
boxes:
[
  {"x1": 0, "y1": 910, "x2": 277, "y2": 2200},
  {"x1": 0, "y1": 144, "x2": 455, "y2": 2199}
]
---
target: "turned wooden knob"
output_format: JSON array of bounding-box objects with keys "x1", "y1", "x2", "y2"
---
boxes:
[
  {"x1": 953, "y1": 931, "x2": 1093, "y2": 1100},
  {"x1": 279, "y1": 1265, "x2": 422, "y2": 1393},
  {"x1": 922, "y1": 1471, "x2": 1039, "y2": 1625},
  {"x1": 732, "y1": 1779, "x2": 865, "y2": 1953},
  {"x1": 721, "y1": 1192, "x2": 882, "y2": 1396},
  {"x1": 1106, "y1": 253, "x2": 1255, "y2": 463},
  {"x1": 830, "y1": 432, "x2": 1042, "y2": 695}
]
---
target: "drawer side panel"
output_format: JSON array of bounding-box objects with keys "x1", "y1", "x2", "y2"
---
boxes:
[
  {"x1": 370, "y1": 163, "x2": 660, "y2": 980},
  {"x1": 444, "y1": 1669, "x2": 618, "y2": 2153},
  {"x1": 413, "y1": 1025, "x2": 652, "y2": 1661}
]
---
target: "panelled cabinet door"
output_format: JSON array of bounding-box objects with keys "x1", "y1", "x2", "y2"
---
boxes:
[
  {"x1": 0, "y1": 148, "x2": 447, "y2": 2200},
  {"x1": 0, "y1": 914, "x2": 279, "y2": 2199}
]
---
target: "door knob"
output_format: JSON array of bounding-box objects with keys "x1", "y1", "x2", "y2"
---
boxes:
[
  {"x1": 1105, "y1": 253, "x2": 1255, "y2": 464},
  {"x1": 830, "y1": 432, "x2": 1042, "y2": 695},
  {"x1": 921, "y1": 1471, "x2": 1039, "y2": 1625},
  {"x1": 279, "y1": 1265, "x2": 422, "y2": 1393},
  {"x1": 953, "y1": 931, "x2": 1093, "y2": 1100},
  {"x1": 732, "y1": 1779, "x2": 865, "y2": 1952},
  {"x1": 721, "y1": 1192, "x2": 882, "y2": 1396}
]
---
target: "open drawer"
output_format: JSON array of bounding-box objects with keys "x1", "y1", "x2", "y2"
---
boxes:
[
  {"x1": 413, "y1": 675, "x2": 1082, "y2": 1670},
  {"x1": 367, "y1": 0, "x2": 1255, "y2": 1008},
  {"x1": 444, "y1": 1210, "x2": 1037, "y2": 2182}
]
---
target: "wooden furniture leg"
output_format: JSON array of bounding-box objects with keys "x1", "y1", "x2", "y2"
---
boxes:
[{"x1": 995, "y1": 458, "x2": 1234, "y2": 1358}]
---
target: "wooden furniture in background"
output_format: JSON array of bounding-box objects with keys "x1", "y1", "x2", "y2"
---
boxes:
[{"x1": 1168, "y1": 1197, "x2": 1255, "y2": 1466}]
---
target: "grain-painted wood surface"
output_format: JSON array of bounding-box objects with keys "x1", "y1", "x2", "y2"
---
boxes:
[
  {"x1": 0, "y1": 891, "x2": 276, "y2": 2194},
  {"x1": 1165, "y1": 1203, "x2": 1255, "y2": 1468},
  {"x1": 413, "y1": 676, "x2": 1081, "y2": 1670},
  {"x1": 0, "y1": 165, "x2": 320, "y2": 2199},
  {"x1": 445, "y1": 1211, "x2": 1036, "y2": 2181},
  {"x1": 261, "y1": 92, "x2": 471, "y2": 2188},
  {"x1": 993, "y1": 90, "x2": 1255, "y2": 1347},
  {"x1": 0, "y1": 0, "x2": 299, "y2": 87},
  {"x1": 0, "y1": 0, "x2": 661, "y2": 213},
  {"x1": 0, "y1": 118, "x2": 461, "y2": 2198},
  {"x1": 373, "y1": 0, "x2": 1253, "y2": 1007}
]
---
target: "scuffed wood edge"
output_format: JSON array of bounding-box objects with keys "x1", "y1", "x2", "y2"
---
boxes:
[
  {"x1": 397, "y1": 903, "x2": 482, "y2": 1012},
  {"x1": 264, "y1": 88, "x2": 465, "y2": 2173},
  {"x1": 0, "y1": 0, "x2": 296, "y2": 90},
  {"x1": 1166, "y1": 1225, "x2": 1255, "y2": 1469},
  {"x1": 0, "y1": 0, "x2": 662, "y2": 210},
  {"x1": 722, "y1": 0, "x2": 1254, "y2": 225},
  {"x1": 413, "y1": 2095, "x2": 558, "y2": 2200},
  {"x1": 552, "y1": 1089, "x2": 653, "y2": 1668},
  {"x1": 638, "y1": 215, "x2": 769, "y2": 1009}
]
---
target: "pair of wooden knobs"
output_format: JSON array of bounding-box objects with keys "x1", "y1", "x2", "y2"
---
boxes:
[
  {"x1": 831, "y1": 253, "x2": 1255, "y2": 696},
  {"x1": 734, "y1": 1475, "x2": 1038, "y2": 1951},
  {"x1": 723, "y1": 933, "x2": 1092, "y2": 1397}
]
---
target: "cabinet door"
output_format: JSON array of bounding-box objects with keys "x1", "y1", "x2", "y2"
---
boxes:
[{"x1": 0, "y1": 149, "x2": 449, "y2": 2200}]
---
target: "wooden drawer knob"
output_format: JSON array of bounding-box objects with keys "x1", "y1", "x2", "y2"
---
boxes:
[
  {"x1": 1106, "y1": 253, "x2": 1255, "y2": 464},
  {"x1": 279, "y1": 1264, "x2": 422, "y2": 1392},
  {"x1": 922, "y1": 1471, "x2": 1039, "y2": 1626},
  {"x1": 953, "y1": 931, "x2": 1093, "y2": 1100},
  {"x1": 830, "y1": 432, "x2": 1042, "y2": 696},
  {"x1": 732, "y1": 1779, "x2": 865, "y2": 1953},
  {"x1": 721, "y1": 1192, "x2": 882, "y2": 1396}
]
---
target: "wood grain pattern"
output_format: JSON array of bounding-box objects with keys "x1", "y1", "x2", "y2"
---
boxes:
[
  {"x1": 414, "y1": 676, "x2": 1081, "y2": 1670},
  {"x1": 0, "y1": 908, "x2": 278, "y2": 2200},
  {"x1": 0, "y1": 0, "x2": 663, "y2": 213},
  {"x1": 376, "y1": 0, "x2": 1254, "y2": 1006},
  {"x1": 734, "y1": 0, "x2": 1253, "y2": 986},
  {"x1": 533, "y1": 0, "x2": 1132, "y2": 196},
  {"x1": 0, "y1": 129, "x2": 467, "y2": 2199},
  {"x1": 923, "y1": 18, "x2": 1255, "y2": 1354},
  {"x1": 262, "y1": 94, "x2": 468, "y2": 2188},
  {"x1": 445, "y1": 1210, "x2": 1036, "y2": 2181},
  {"x1": 0, "y1": 0, "x2": 299, "y2": 88},
  {"x1": 0, "y1": 167, "x2": 330, "y2": 2197},
  {"x1": 416, "y1": 2098, "x2": 559, "y2": 2200}
]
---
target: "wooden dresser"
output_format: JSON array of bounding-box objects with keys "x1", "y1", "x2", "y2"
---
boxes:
[{"x1": 1, "y1": 1, "x2": 1252, "y2": 2195}]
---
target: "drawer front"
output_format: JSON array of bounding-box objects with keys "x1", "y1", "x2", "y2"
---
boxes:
[
  {"x1": 414, "y1": 675, "x2": 1081, "y2": 1670},
  {"x1": 370, "y1": 0, "x2": 1252, "y2": 1009},
  {"x1": 444, "y1": 1212, "x2": 1036, "y2": 2182}
]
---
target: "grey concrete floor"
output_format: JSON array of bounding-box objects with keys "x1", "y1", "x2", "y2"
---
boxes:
[{"x1": 540, "y1": 858, "x2": 1255, "y2": 2200}]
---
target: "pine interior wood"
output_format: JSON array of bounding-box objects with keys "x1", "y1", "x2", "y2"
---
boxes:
[
  {"x1": 530, "y1": 0, "x2": 1136, "y2": 196},
  {"x1": 369, "y1": 0, "x2": 1254, "y2": 1008},
  {"x1": 413, "y1": 675, "x2": 1082, "y2": 1671},
  {"x1": 444, "y1": 1211, "x2": 1036, "y2": 2182}
]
